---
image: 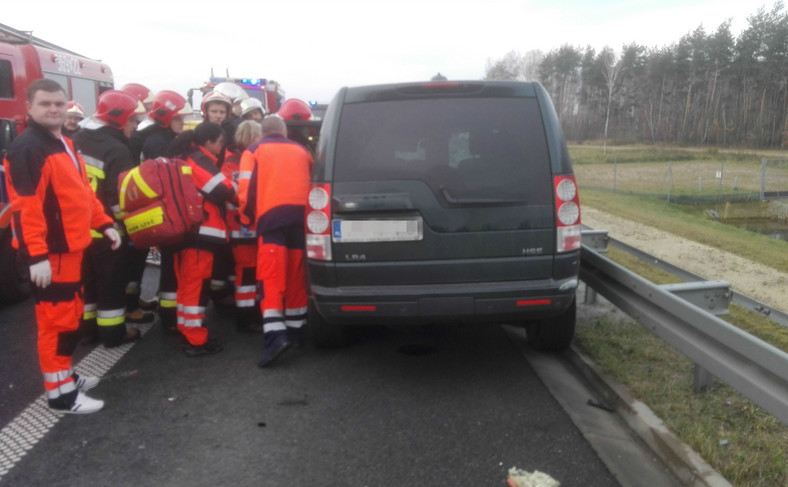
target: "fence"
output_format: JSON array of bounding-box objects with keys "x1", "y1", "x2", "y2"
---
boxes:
[{"x1": 574, "y1": 156, "x2": 788, "y2": 203}]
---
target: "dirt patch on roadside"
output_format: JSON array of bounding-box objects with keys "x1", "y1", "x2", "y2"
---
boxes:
[{"x1": 581, "y1": 207, "x2": 787, "y2": 311}]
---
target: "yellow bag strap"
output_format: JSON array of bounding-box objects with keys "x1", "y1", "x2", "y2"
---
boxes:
[{"x1": 119, "y1": 167, "x2": 158, "y2": 211}]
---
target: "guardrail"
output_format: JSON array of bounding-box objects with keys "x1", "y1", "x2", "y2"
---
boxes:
[
  {"x1": 578, "y1": 234, "x2": 788, "y2": 425},
  {"x1": 592, "y1": 230, "x2": 788, "y2": 328}
]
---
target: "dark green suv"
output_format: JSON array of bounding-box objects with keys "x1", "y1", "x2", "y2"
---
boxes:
[{"x1": 306, "y1": 80, "x2": 581, "y2": 351}]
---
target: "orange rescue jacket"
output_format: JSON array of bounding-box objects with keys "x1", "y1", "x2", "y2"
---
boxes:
[
  {"x1": 185, "y1": 146, "x2": 236, "y2": 245},
  {"x1": 3, "y1": 119, "x2": 113, "y2": 263},
  {"x1": 238, "y1": 133, "x2": 312, "y2": 233}
]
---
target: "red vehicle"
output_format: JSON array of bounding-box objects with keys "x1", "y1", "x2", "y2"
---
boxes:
[
  {"x1": 0, "y1": 22, "x2": 114, "y2": 303},
  {"x1": 189, "y1": 71, "x2": 286, "y2": 115}
]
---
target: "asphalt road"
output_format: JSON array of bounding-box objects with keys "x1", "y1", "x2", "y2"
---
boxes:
[{"x1": 1, "y1": 273, "x2": 632, "y2": 487}]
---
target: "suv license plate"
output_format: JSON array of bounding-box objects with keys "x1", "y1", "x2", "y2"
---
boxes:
[{"x1": 333, "y1": 219, "x2": 423, "y2": 243}]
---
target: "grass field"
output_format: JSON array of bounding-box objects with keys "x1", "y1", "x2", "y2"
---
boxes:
[
  {"x1": 569, "y1": 144, "x2": 788, "y2": 487},
  {"x1": 571, "y1": 146, "x2": 788, "y2": 200}
]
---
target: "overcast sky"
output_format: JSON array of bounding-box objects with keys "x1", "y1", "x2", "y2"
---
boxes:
[{"x1": 3, "y1": 0, "x2": 770, "y2": 105}]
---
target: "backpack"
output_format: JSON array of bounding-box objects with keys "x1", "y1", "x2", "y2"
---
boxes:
[{"x1": 118, "y1": 157, "x2": 203, "y2": 248}]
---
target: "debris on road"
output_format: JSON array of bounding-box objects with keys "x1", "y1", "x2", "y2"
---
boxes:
[{"x1": 506, "y1": 468, "x2": 560, "y2": 487}]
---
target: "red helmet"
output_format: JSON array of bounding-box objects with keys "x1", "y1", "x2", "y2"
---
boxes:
[
  {"x1": 277, "y1": 99, "x2": 312, "y2": 121},
  {"x1": 66, "y1": 101, "x2": 85, "y2": 118},
  {"x1": 148, "y1": 90, "x2": 192, "y2": 127},
  {"x1": 95, "y1": 90, "x2": 146, "y2": 129},
  {"x1": 120, "y1": 83, "x2": 154, "y2": 107},
  {"x1": 200, "y1": 90, "x2": 232, "y2": 116}
]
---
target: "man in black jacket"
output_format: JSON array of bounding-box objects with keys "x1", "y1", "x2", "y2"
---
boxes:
[
  {"x1": 74, "y1": 90, "x2": 147, "y2": 347},
  {"x1": 129, "y1": 90, "x2": 192, "y2": 162}
]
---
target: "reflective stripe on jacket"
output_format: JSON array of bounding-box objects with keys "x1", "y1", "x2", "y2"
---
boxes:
[
  {"x1": 186, "y1": 147, "x2": 235, "y2": 245},
  {"x1": 74, "y1": 125, "x2": 137, "y2": 225},
  {"x1": 3, "y1": 119, "x2": 113, "y2": 263},
  {"x1": 221, "y1": 149, "x2": 256, "y2": 242}
]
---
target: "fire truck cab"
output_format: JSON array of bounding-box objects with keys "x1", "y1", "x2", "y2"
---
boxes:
[
  {"x1": 192, "y1": 75, "x2": 286, "y2": 116},
  {"x1": 0, "y1": 22, "x2": 114, "y2": 304}
]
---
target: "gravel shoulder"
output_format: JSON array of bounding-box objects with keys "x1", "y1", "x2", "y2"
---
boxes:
[{"x1": 581, "y1": 207, "x2": 787, "y2": 311}]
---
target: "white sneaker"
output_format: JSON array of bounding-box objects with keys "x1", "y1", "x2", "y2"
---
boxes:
[
  {"x1": 74, "y1": 375, "x2": 99, "y2": 391},
  {"x1": 56, "y1": 392, "x2": 105, "y2": 415}
]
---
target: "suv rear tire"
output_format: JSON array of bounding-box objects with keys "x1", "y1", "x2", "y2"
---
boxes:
[
  {"x1": 309, "y1": 302, "x2": 350, "y2": 349},
  {"x1": 525, "y1": 298, "x2": 576, "y2": 352}
]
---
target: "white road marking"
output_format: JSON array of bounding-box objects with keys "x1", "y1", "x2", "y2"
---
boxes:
[{"x1": 0, "y1": 322, "x2": 154, "y2": 480}]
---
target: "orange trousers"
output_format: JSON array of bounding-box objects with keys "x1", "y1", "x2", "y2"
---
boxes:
[
  {"x1": 33, "y1": 251, "x2": 84, "y2": 406},
  {"x1": 232, "y1": 242, "x2": 259, "y2": 327},
  {"x1": 232, "y1": 242, "x2": 258, "y2": 309},
  {"x1": 257, "y1": 226, "x2": 307, "y2": 334},
  {"x1": 174, "y1": 248, "x2": 213, "y2": 346}
]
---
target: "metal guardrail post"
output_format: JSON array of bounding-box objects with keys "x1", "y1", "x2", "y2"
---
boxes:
[
  {"x1": 581, "y1": 230, "x2": 608, "y2": 304},
  {"x1": 660, "y1": 281, "x2": 732, "y2": 317},
  {"x1": 694, "y1": 364, "x2": 716, "y2": 392},
  {"x1": 580, "y1": 244, "x2": 788, "y2": 425}
]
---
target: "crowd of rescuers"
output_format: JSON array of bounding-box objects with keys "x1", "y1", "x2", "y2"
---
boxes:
[{"x1": 2, "y1": 78, "x2": 315, "y2": 414}]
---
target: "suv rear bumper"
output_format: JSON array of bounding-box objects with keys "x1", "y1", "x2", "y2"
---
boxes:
[{"x1": 309, "y1": 276, "x2": 578, "y2": 326}]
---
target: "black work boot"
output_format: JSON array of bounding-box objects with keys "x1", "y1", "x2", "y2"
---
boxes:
[
  {"x1": 257, "y1": 331, "x2": 292, "y2": 368},
  {"x1": 236, "y1": 308, "x2": 263, "y2": 334},
  {"x1": 287, "y1": 327, "x2": 305, "y2": 348},
  {"x1": 183, "y1": 337, "x2": 223, "y2": 357}
]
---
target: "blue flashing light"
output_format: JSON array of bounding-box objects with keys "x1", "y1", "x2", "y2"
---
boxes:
[{"x1": 309, "y1": 100, "x2": 318, "y2": 106}]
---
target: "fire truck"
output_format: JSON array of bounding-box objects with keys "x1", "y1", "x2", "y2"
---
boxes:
[
  {"x1": 0, "y1": 22, "x2": 114, "y2": 303},
  {"x1": 188, "y1": 71, "x2": 323, "y2": 153},
  {"x1": 188, "y1": 70, "x2": 286, "y2": 115}
]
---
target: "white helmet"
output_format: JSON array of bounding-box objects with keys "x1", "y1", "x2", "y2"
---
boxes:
[
  {"x1": 239, "y1": 98, "x2": 266, "y2": 118},
  {"x1": 213, "y1": 82, "x2": 249, "y2": 103}
]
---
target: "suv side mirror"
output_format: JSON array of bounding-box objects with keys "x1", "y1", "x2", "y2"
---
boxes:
[{"x1": 0, "y1": 119, "x2": 17, "y2": 158}]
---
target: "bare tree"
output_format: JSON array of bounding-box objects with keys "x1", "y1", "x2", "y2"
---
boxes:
[
  {"x1": 484, "y1": 51, "x2": 523, "y2": 80},
  {"x1": 600, "y1": 47, "x2": 623, "y2": 154}
]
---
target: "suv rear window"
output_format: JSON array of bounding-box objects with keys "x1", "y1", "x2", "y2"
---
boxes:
[{"x1": 333, "y1": 97, "x2": 552, "y2": 205}]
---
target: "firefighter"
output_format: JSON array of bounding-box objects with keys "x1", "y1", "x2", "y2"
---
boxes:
[
  {"x1": 204, "y1": 87, "x2": 244, "y2": 305},
  {"x1": 120, "y1": 83, "x2": 154, "y2": 112},
  {"x1": 122, "y1": 83, "x2": 155, "y2": 157},
  {"x1": 239, "y1": 98, "x2": 265, "y2": 122},
  {"x1": 212, "y1": 82, "x2": 249, "y2": 119},
  {"x1": 74, "y1": 90, "x2": 146, "y2": 347},
  {"x1": 212, "y1": 82, "x2": 248, "y2": 152},
  {"x1": 62, "y1": 101, "x2": 85, "y2": 138},
  {"x1": 238, "y1": 115, "x2": 312, "y2": 367},
  {"x1": 201, "y1": 91, "x2": 232, "y2": 125},
  {"x1": 128, "y1": 90, "x2": 192, "y2": 332},
  {"x1": 3, "y1": 79, "x2": 121, "y2": 413},
  {"x1": 278, "y1": 98, "x2": 314, "y2": 151},
  {"x1": 118, "y1": 82, "x2": 158, "y2": 319},
  {"x1": 171, "y1": 122, "x2": 236, "y2": 356},
  {"x1": 222, "y1": 120, "x2": 264, "y2": 333},
  {"x1": 130, "y1": 90, "x2": 192, "y2": 162},
  {"x1": 201, "y1": 91, "x2": 236, "y2": 305}
]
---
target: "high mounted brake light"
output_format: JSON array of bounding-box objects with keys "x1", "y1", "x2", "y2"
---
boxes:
[
  {"x1": 396, "y1": 82, "x2": 483, "y2": 96},
  {"x1": 422, "y1": 82, "x2": 460, "y2": 89},
  {"x1": 554, "y1": 175, "x2": 581, "y2": 252}
]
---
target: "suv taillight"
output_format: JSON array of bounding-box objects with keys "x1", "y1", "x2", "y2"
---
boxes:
[
  {"x1": 554, "y1": 175, "x2": 581, "y2": 253},
  {"x1": 306, "y1": 183, "x2": 332, "y2": 261}
]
